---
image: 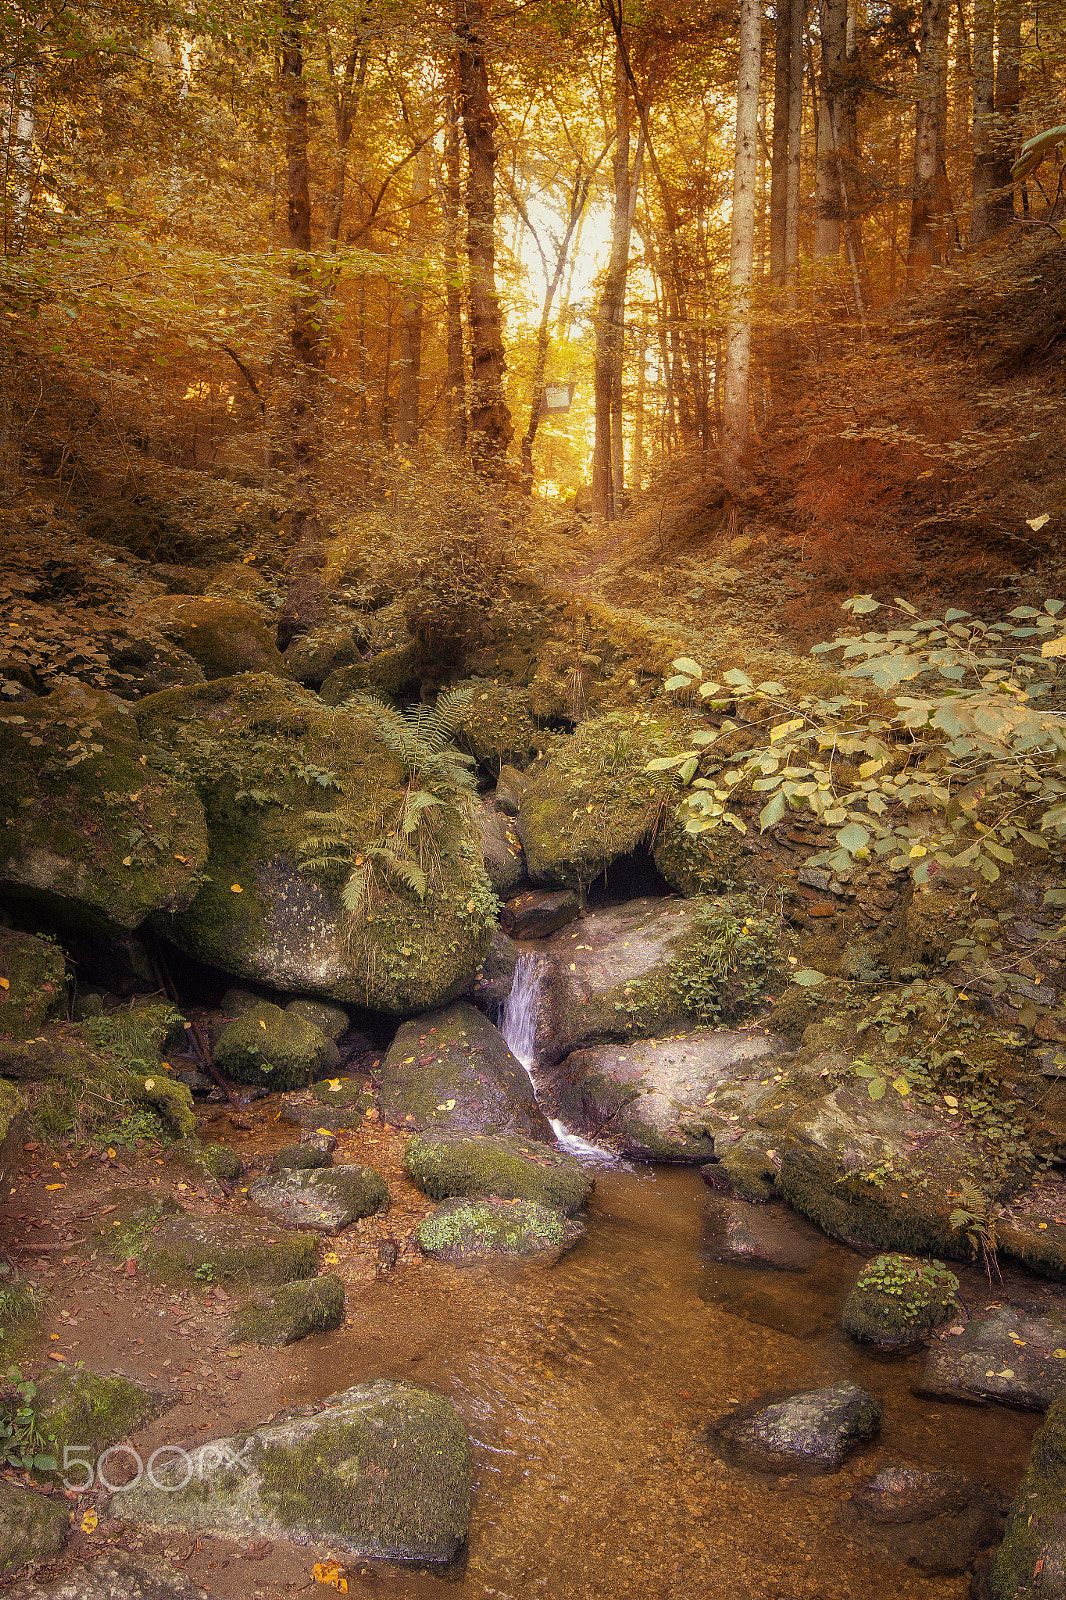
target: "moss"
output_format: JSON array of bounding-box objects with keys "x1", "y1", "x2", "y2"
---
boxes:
[
  {"x1": 311, "y1": 1075, "x2": 371, "y2": 1108},
  {"x1": 160, "y1": 598, "x2": 291, "y2": 681},
  {"x1": 145, "y1": 1215, "x2": 319, "y2": 1286},
  {"x1": 0, "y1": 1478, "x2": 70, "y2": 1574},
  {"x1": 652, "y1": 803, "x2": 746, "y2": 895},
  {"x1": 415, "y1": 1197, "x2": 579, "y2": 1260},
  {"x1": 271, "y1": 1143, "x2": 330, "y2": 1171},
  {"x1": 449, "y1": 679, "x2": 541, "y2": 777},
  {"x1": 138, "y1": 1074, "x2": 196, "y2": 1138},
  {"x1": 842, "y1": 1255, "x2": 962, "y2": 1347},
  {"x1": 249, "y1": 1165, "x2": 388, "y2": 1231},
  {"x1": 993, "y1": 1388, "x2": 1066, "y2": 1599},
  {"x1": 379, "y1": 1002, "x2": 548, "y2": 1139},
  {"x1": 711, "y1": 1149, "x2": 779, "y2": 1202},
  {"x1": 35, "y1": 1368, "x2": 170, "y2": 1457},
  {"x1": 184, "y1": 1141, "x2": 244, "y2": 1182},
  {"x1": 81, "y1": 1010, "x2": 196, "y2": 1137},
  {"x1": 0, "y1": 1078, "x2": 27, "y2": 1193},
  {"x1": 286, "y1": 998, "x2": 349, "y2": 1040},
  {"x1": 404, "y1": 1134, "x2": 592, "y2": 1213},
  {"x1": 231, "y1": 1274, "x2": 345, "y2": 1346},
  {"x1": 0, "y1": 929, "x2": 67, "y2": 1039},
  {"x1": 213, "y1": 1003, "x2": 331, "y2": 1092},
  {"x1": 0, "y1": 1283, "x2": 41, "y2": 1364}
]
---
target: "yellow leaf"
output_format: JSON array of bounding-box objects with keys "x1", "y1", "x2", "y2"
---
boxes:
[
  {"x1": 770, "y1": 717, "x2": 804, "y2": 744},
  {"x1": 909, "y1": 844, "x2": 927, "y2": 858},
  {"x1": 1041, "y1": 634, "x2": 1066, "y2": 659},
  {"x1": 230, "y1": 883, "x2": 243, "y2": 893},
  {"x1": 323, "y1": 1252, "x2": 339, "y2": 1265},
  {"x1": 313, "y1": 1562, "x2": 348, "y2": 1592},
  {"x1": 80, "y1": 1509, "x2": 98, "y2": 1533},
  {"x1": 858, "y1": 758, "x2": 885, "y2": 779},
  {"x1": 1026, "y1": 512, "x2": 1050, "y2": 531},
  {"x1": 0, "y1": 977, "x2": 8, "y2": 990},
  {"x1": 174, "y1": 853, "x2": 187, "y2": 863},
  {"x1": 45, "y1": 1182, "x2": 65, "y2": 1191},
  {"x1": 1054, "y1": 1350, "x2": 1066, "y2": 1358},
  {"x1": 316, "y1": 1128, "x2": 335, "y2": 1136},
  {"x1": 326, "y1": 1080, "x2": 342, "y2": 1091}
]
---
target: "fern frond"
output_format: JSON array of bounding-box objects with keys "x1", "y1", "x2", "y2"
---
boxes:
[{"x1": 367, "y1": 844, "x2": 427, "y2": 900}]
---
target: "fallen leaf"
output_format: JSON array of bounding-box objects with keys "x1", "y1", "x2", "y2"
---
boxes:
[
  {"x1": 313, "y1": 1562, "x2": 348, "y2": 1592},
  {"x1": 230, "y1": 883, "x2": 243, "y2": 893},
  {"x1": 0, "y1": 977, "x2": 8, "y2": 991},
  {"x1": 80, "y1": 1509, "x2": 98, "y2": 1533},
  {"x1": 1026, "y1": 512, "x2": 1050, "y2": 531},
  {"x1": 45, "y1": 1182, "x2": 65, "y2": 1191}
]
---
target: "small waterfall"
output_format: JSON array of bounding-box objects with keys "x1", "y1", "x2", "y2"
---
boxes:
[{"x1": 501, "y1": 952, "x2": 618, "y2": 1165}]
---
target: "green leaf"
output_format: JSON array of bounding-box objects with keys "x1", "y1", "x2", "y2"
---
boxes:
[
  {"x1": 892, "y1": 1075, "x2": 912, "y2": 1097},
  {"x1": 791, "y1": 969, "x2": 826, "y2": 987},
  {"x1": 723, "y1": 667, "x2": 753, "y2": 690},
  {"x1": 679, "y1": 756, "x2": 699, "y2": 784},
  {"x1": 646, "y1": 754, "x2": 695, "y2": 771},
  {"x1": 944, "y1": 608, "x2": 971, "y2": 623},
  {"x1": 836, "y1": 821, "x2": 870, "y2": 854},
  {"x1": 868, "y1": 1077, "x2": 887, "y2": 1100},
  {"x1": 843, "y1": 595, "x2": 881, "y2": 615},
  {"x1": 664, "y1": 674, "x2": 693, "y2": 693},
  {"x1": 1044, "y1": 887, "x2": 1066, "y2": 907},
  {"x1": 759, "y1": 791, "x2": 788, "y2": 830},
  {"x1": 672, "y1": 657, "x2": 703, "y2": 677}
]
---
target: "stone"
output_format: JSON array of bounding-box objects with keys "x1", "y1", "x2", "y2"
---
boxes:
[
  {"x1": 705, "y1": 1199, "x2": 824, "y2": 1270},
  {"x1": 213, "y1": 1002, "x2": 333, "y2": 1092},
  {"x1": 993, "y1": 1387, "x2": 1066, "y2": 1598},
  {"x1": 0, "y1": 929, "x2": 67, "y2": 1039},
  {"x1": 842, "y1": 1254, "x2": 963, "y2": 1348},
  {"x1": 302, "y1": 1129, "x2": 337, "y2": 1155},
  {"x1": 271, "y1": 1142, "x2": 332, "y2": 1171},
  {"x1": 712, "y1": 1382, "x2": 881, "y2": 1474},
  {"x1": 184, "y1": 1141, "x2": 244, "y2": 1183},
  {"x1": 0, "y1": 1480, "x2": 69, "y2": 1576},
  {"x1": 34, "y1": 1368, "x2": 172, "y2": 1459},
  {"x1": 477, "y1": 800, "x2": 526, "y2": 897},
  {"x1": 378, "y1": 1001, "x2": 552, "y2": 1141},
  {"x1": 917, "y1": 1303, "x2": 1066, "y2": 1409},
  {"x1": 404, "y1": 1133, "x2": 592, "y2": 1213},
  {"x1": 544, "y1": 1025, "x2": 785, "y2": 1163},
  {"x1": 248, "y1": 1166, "x2": 388, "y2": 1234},
  {"x1": 284, "y1": 623, "x2": 366, "y2": 688},
  {"x1": 280, "y1": 1094, "x2": 373, "y2": 1133},
  {"x1": 231, "y1": 1274, "x2": 345, "y2": 1346},
  {"x1": 285, "y1": 997, "x2": 350, "y2": 1042},
  {"x1": 844, "y1": 1465, "x2": 1003, "y2": 1575},
  {"x1": 471, "y1": 926, "x2": 521, "y2": 1014},
  {"x1": 145, "y1": 1215, "x2": 319, "y2": 1286},
  {"x1": 450, "y1": 681, "x2": 540, "y2": 778},
  {"x1": 6, "y1": 1555, "x2": 208, "y2": 1599},
  {"x1": 501, "y1": 888, "x2": 580, "y2": 940},
  {"x1": 415, "y1": 1197, "x2": 583, "y2": 1261},
  {"x1": 495, "y1": 765, "x2": 529, "y2": 817},
  {"x1": 154, "y1": 598, "x2": 291, "y2": 681},
  {"x1": 113, "y1": 1380, "x2": 470, "y2": 1566},
  {"x1": 998, "y1": 1173, "x2": 1066, "y2": 1279}
]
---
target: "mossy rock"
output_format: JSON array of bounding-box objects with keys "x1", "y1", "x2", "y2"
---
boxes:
[
  {"x1": 0, "y1": 1078, "x2": 27, "y2": 1193},
  {"x1": 404, "y1": 1133, "x2": 592, "y2": 1213},
  {"x1": 993, "y1": 1387, "x2": 1066, "y2": 1598},
  {"x1": 184, "y1": 1141, "x2": 244, "y2": 1183},
  {"x1": 285, "y1": 623, "x2": 366, "y2": 688},
  {"x1": 138, "y1": 675, "x2": 494, "y2": 1012},
  {"x1": 213, "y1": 1003, "x2": 332, "y2": 1092},
  {"x1": 652, "y1": 802, "x2": 746, "y2": 896},
  {"x1": 0, "y1": 1282, "x2": 41, "y2": 1364},
  {"x1": 35, "y1": 1367, "x2": 172, "y2": 1458},
  {"x1": 0, "y1": 684, "x2": 208, "y2": 935},
  {"x1": 280, "y1": 1094, "x2": 373, "y2": 1133},
  {"x1": 449, "y1": 679, "x2": 540, "y2": 777},
  {"x1": 145, "y1": 1215, "x2": 319, "y2": 1286},
  {"x1": 320, "y1": 643, "x2": 420, "y2": 705},
  {"x1": 516, "y1": 711, "x2": 682, "y2": 889},
  {"x1": 416, "y1": 1197, "x2": 582, "y2": 1261},
  {"x1": 115, "y1": 1379, "x2": 470, "y2": 1565},
  {"x1": 311, "y1": 1075, "x2": 370, "y2": 1108},
  {"x1": 248, "y1": 1166, "x2": 388, "y2": 1234},
  {"x1": 0, "y1": 928, "x2": 67, "y2": 1039},
  {"x1": 842, "y1": 1254, "x2": 962, "y2": 1348},
  {"x1": 0, "y1": 1479, "x2": 69, "y2": 1575},
  {"x1": 155, "y1": 597, "x2": 291, "y2": 681},
  {"x1": 231, "y1": 1274, "x2": 345, "y2": 1347},
  {"x1": 271, "y1": 1143, "x2": 331, "y2": 1171},
  {"x1": 286, "y1": 998, "x2": 350, "y2": 1041}
]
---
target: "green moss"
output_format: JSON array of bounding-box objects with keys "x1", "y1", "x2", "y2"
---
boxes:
[
  {"x1": 0, "y1": 1478, "x2": 70, "y2": 1574},
  {"x1": 213, "y1": 1003, "x2": 331, "y2": 1092},
  {"x1": 842, "y1": 1254, "x2": 962, "y2": 1346},
  {"x1": 231, "y1": 1274, "x2": 345, "y2": 1346},
  {"x1": 311, "y1": 1075, "x2": 371, "y2": 1108},
  {"x1": 145, "y1": 1215, "x2": 319, "y2": 1286},
  {"x1": 286, "y1": 998, "x2": 349, "y2": 1040},
  {"x1": 184, "y1": 1141, "x2": 244, "y2": 1182},
  {"x1": 35, "y1": 1368, "x2": 169, "y2": 1457},
  {"x1": 0, "y1": 929, "x2": 67, "y2": 1040},
  {"x1": 416, "y1": 1196, "x2": 577, "y2": 1259},
  {"x1": 449, "y1": 679, "x2": 540, "y2": 776},
  {"x1": 404, "y1": 1134, "x2": 592, "y2": 1213},
  {"x1": 993, "y1": 1388, "x2": 1066, "y2": 1599},
  {"x1": 652, "y1": 803, "x2": 745, "y2": 895},
  {"x1": 271, "y1": 1143, "x2": 330, "y2": 1171},
  {"x1": 163, "y1": 599, "x2": 291, "y2": 681},
  {"x1": 0, "y1": 1283, "x2": 42, "y2": 1365}
]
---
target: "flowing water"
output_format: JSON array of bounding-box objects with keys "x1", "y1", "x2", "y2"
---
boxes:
[{"x1": 287, "y1": 955, "x2": 1042, "y2": 1599}]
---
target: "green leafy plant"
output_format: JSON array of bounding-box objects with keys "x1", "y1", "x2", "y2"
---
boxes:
[
  {"x1": 853, "y1": 1254, "x2": 960, "y2": 1323},
  {"x1": 0, "y1": 1366, "x2": 57, "y2": 1473},
  {"x1": 949, "y1": 1179, "x2": 1002, "y2": 1283}
]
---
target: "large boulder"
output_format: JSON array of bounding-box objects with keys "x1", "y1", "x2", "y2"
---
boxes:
[
  {"x1": 917, "y1": 1303, "x2": 1066, "y2": 1409},
  {"x1": 212, "y1": 1002, "x2": 333, "y2": 1091},
  {"x1": 449, "y1": 681, "x2": 541, "y2": 777},
  {"x1": 712, "y1": 1382, "x2": 880, "y2": 1474},
  {"x1": 0, "y1": 1481, "x2": 69, "y2": 1576},
  {"x1": 151, "y1": 597, "x2": 290, "y2": 681},
  {"x1": 404, "y1": 1133, "x2": 592, "y2": 1213},
  {"x1": 144, "y1": 1215, "x2": 319, "y2": 1285},
  {"x1": 231, "y1": 1274, "x2": 345, "y2": 1346},
  {"x1": 477, "y1": 800, "x2": 526, "y2": 897},
  {"x1": 379, "y1": 1002, "x2": 552, "y2": 1140},
  {"x1": 842, "y1": 1254, "x2": 963, "y2": 1348},
  {"x1": 285, "y1": 621, "x2": 366, "y2": 688},
  {"x1": 416, "y1": 1197, "x2": 583, "y2": 1261},
  {"x1": 0, "y1": 684, "x2": 207, "y2": 934},
  {"x1": 5, "y1": 1554, "x2": 208, "y2": 1598},
  {"x1": 114, "y1": 1380, "x2": 470, "y2": 1566},
  {"x1": 137, "y1": 676, "x2": 495, "y2": 1012},
  {"x1": 248, "y1": 1165, "x2": 388, "y2": 1234},
  {"x1": 993, "y1": 1388, "x2": 1066, "y2": 1598},
  {"x1": 0, "y1": 929, "x2": 67, "y2": 1039},
  {"x1": 543, "y1": 1025, "x2": 785, "y2": 1162}
]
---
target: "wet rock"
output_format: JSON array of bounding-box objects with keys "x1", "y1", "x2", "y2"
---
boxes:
[
  {"x1": 285, "y1": 997, "x2": 350, "y2": 1042},
  {"x1": 844, "y1": 1464, "x2": 1003, "y2": 1574},
  {"x1": 249, "y1": 1166, "x2": 388, "y2": 1234},
  {"x1": 310, "y1": 1075, "x2": 371, "y2": 1108},
  {"x1": 379, "y1": 1001, "x2": 552, "y2": 1141},
  {"x1": 416, "y1": 1197, "x2": 583, "y2": 1261},
  {"x1": 501, "y1": 889, "x2": 580, "y2": 940},
  {"x1": 280, "y1": 1093, "x2": 372, "y2": 1133},
  {"x1": 714, "y1": 1283, "x2": 837, "y2": 1341},
  {"x1": 0, "y1": 1480, "x2": 69, "y2": 1575},
  {"x1": 917, "y1": 1303, "x2": 1066, "y2": 1409},
  {"x1": 213, "y1": 1002, "x2": 333, "y2": 1093},
  {"x1": 114, "y1": 1380, "x2": 470, "y2": 1566},
  {"x1": 544, "y1": 1025, "x2": 785, "y2": 1162},
  {"x1": 993, "y1": 1387, "x2": 1066, "y2": 1597},
  {"x1": 6, "y1": 1554, "x2": 208, "y2": 1599},
  {"x1": 477, "y1": 801, "x2": 526, "y2": 897},
  {"x1": 271, "y1": 1142, "x2": 332, "y2": 1171},
  {"x1": 471, "y1": 927, "x2": 520, "y2": 1014},
  {"x1": 35, "y1": 1368, "x2": 172, "y2": 1459},
  {"x1": 405, "y1": 1133, "x2": 592, "y2": 1213},
  {"x1": 231, "y1": 1274, "x2": 345, "y2": 1346},
  {"x1": 705, "y1": 1199, "x2": 824, "y2": 1270},
  {"x1": 145, "y1": 1215, "x2": 319, "y2": 1286},
  {"x1": 712, "y1": 1382, "x2": 881, "y2": 1473},
  {"x1": 495, "y1": 764, "x2": 529, "y2": 816},
  {"x1": 842, "y1": 1255, "x2": 963, "y2": 1349},
  {"x1": 0, "y1": 928, "x2": 67, "y2": 1039}
]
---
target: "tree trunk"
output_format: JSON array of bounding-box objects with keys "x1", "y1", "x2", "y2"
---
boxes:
[
  {"x1": 632, "y1": 310, "x2": 647, "y2": 490},
  {"x1": 520, "y1": 165, "x2": 591, "y2": 494},
  {"x1": 722, "y1": 0, "x2": 761, "y2": 487},
  {"x1": 396, "y1": 142, "x2": 432, "y2": 452},
  {"x1": 441, "y1": 92, "x2": 467, "y2": 457},
  {"x1": 989, "y1": 0, "x2": 1021, "y2": 232},
  {"x1": 785, "y1": 0, "x2": 804, "y2": 301},
  {"x1": 769, "y1": 0, "x2": 791, "y2": 287},
  {"x1": 906, "y1": 0, "x2": 949, "y2": 285},
  {"x1": 10, "y1": 57, "x2": 35, "y2": 253},
  {"x1": 456, "y1": 0, "x2": 512, "y2": 477},
  {"x1": 813, "y1": 0, "x2": 843, "y2": 262},
  {"x1": 970, "y1": 0, "x2": 994, "y2": 242}
]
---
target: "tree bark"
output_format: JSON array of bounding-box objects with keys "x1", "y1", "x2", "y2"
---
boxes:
[
  {"x1": 989, "y1": 0, "x2": 1021, "y2": 233},
  {"x1": 906, "y1": 0, "x2": 949, "y2": 285},
  {"x1": 396, "y1": 142, "x2": 432, "y2": 451},
  {"x1": 441, "y1": 91, "x2": 467, "y2": 457},
  {"x1": 813, "y1": 0, "x2": 843, "y2": 262},
  {"x1": 769, "y1": 0, "x2": 792, "y2": 287},
  {"x1": 785, "y1": 0, "x2": 804, "y2": 301},
  {"x1": 970, "y1": 0, "x2": 994, "y2": 242},
  {"x1": 722, "y1": 0, "x2": 761, "y2": 488},
  {"x1": 10, "y1": 44, "x2": 37, "y2": 253},
  {"x1": 456, "y1": 0, "x2": 512, "y2": 477}
]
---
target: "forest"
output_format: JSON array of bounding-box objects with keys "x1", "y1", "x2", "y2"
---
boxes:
[{"x1": 0, "y1": 0, "x2": 1066, "y2": 1598}]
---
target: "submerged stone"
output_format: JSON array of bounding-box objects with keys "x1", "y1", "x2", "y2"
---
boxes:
[
  {"x1": 917, "y1": 1303, "x2": 1066, "y2": 1409},
  {"x1": 705, "y1": 1199, "x2": 824, "y2": 1271},
  {"x1": 5, "y1": 1553, "x2": 209, "y2": 1598},
  {"x1": 415, "y1": 1197, "x2": 583, "y2": 1261},
  {"x1": 249, "y1": 1165, "x2": 388, "y2": 1234},
  {"x1": 712, "y1": 1381, "x2": 881, "y2": 1473},
  {"x1": 231, "y1": 1274, "x2": 345, "y2": 1346},
  {"x1": 844, "y1": 1464, "x2": 1003, "y2": 1575},
  {"x1": 114, "y1": 1380, "x2": 470, "y2": 1566},
  {"x1": 842, "y1": 1254, "x2": 963, "y2": 1348},
  {"x1": 404, "y1": 1133, "x2": 592, "y2": 1214}
]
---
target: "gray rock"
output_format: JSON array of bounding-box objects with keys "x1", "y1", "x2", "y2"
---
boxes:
[
  {"x1": 844, "y1": 1465, "x2": 1003, "y2": 1574},
  {"x1": 471, "y1": 927, "x2": 521, "y2": 1014},
  {"x1": 379, "y1": 1001, "x2": 553, "y2": 1141},
  {"x1": 231, "y1": 1274, "x2": 345, "y2": 1346},
  {"x1": 706, "y1": 1199, "x2": 824, "y2": 1270},
  {"x1": 285, "y1": 997, "x2": 351, "y2": 1041},
  {"x1": 917, "y1": 1303, "x2": 1066, "y2": 1409},
  {"x1": 6, "y1": 1554, "x2": 207, "y2": 1599},
  {"x1": 271, "y1": 1142, "x2": 332, "y2": 1171},
  {"x1": 301, "y1": 1129, "x2": 338, "y2": 1155},
  {"x1": 477, "y1": 800, "x2": 526, "y2": 897},
  {"x1": 112, "y1": 1380, "x2": 470, "y2": 1566},
  {"x1": 842, "y1": 1255, "x2": 962, "y2": 1348},
  {"x1": 249, "y1": 1166, "x2": 388, "y2": 1234},
  {"x1": 712, "y1": 1381, "x2": 881, "y2": 1473},
  {"x1": 279, "y1": 1095, "x2": 371, "y2": 1133},
  {"x1": 415, "y1": 1197, "x2": 583, "y2": 1261},
  {"x1": 495, "y1": 765, "x2": 529, "y2": 816},
  {"x1": 35, "y1": 1367, "x2": 173, "y2": 1459},
  {"x1": 0, "y1": 1480, "x2": 69, "y2": 1576},
  {"x1": 544, "y1": 1026, "x2": 784, "y2": 1162},
  {"x1": 501, "y1": 888, "x2": 580, "y2": 940}
]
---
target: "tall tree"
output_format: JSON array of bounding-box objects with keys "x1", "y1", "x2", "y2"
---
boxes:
[
  {"x1": 769, "y1": 0, "x2": 792, "y2": 287},
  {"x1": 906, "y1": 0, "x2": 949, "y2": 284},
  {"x1": 989, "y1": 0, "x2": 1022, "y2": 232},
  {"x1": 813, "y1": 0, "x2": 843, "y2": 263},
  {"x1": 785, "y1": 0, "x2": 804, "y2": 301},
  {"x1": 396, "y1": 142, "x2": 433, "y2": 451},
  {"x1": 722, "y1": 0, "x2": 760, "y2": 487},
  {"x1": 456, "y1": 0, "x2": 512, "y2": 476},
  {"x1": 441, "y1": 89, "x2": 468, "y2": 456},
  {"x1": 970, "y1": 0, "x2": 995, "y2": 243}
]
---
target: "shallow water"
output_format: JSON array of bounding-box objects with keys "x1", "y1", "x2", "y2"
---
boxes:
[{"x1": 288, "y1": 1163, "x2": 1041, "y2": 1600}]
